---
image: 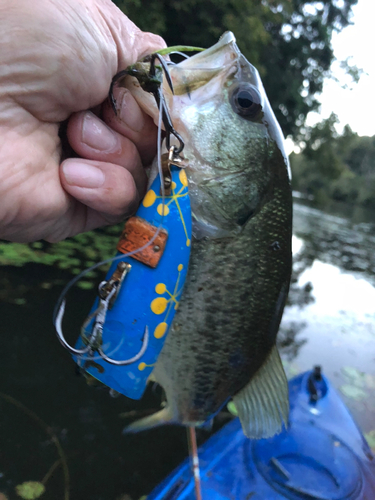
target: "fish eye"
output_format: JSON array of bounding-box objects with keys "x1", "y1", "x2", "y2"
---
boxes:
[{"x1": 230, "y1": 85, "x2": 262, "y2": 119}]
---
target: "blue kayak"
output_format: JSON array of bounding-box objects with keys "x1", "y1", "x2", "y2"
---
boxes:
[{"x1": 147, "y1": 367, "x2": 375, "y2": 499}]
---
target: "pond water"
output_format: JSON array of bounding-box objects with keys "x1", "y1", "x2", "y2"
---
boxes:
[
  {"x1": 280, "y1": 201, "x2": 375, "y2": 439},
  {"x1": 0, "y1": 199, "x2": 374, "y2": 500}
]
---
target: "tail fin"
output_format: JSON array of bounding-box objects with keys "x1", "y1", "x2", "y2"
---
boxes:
[{"x1": 122, "y1": 406, "x2": 174, "y2": 434}]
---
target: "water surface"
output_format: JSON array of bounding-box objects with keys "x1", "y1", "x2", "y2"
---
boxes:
[
  {"x1": 0, "y1": 200, "x2": 374, "y2": 499},
  {"x1": 280, "y1": 201, "x2": 375, "y2": 438}
]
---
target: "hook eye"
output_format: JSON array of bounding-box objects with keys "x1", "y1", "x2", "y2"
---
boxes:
[{"x1": 166, "y1": 128, "x2": 185, "y2": 154}]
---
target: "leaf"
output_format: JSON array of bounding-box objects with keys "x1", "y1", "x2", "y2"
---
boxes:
[
  {"x1": 15, "y1": 481, "x2": 45, "y2": 500},
  {"x1": 14, "y1": 298, "x2": 27, "y2": 306},
  {"x1": 77, "y1": 281, "x2": 94, "y2": 290},
  {"x1": 364, "y1": 430, "x2": 375, "y2": 451},
  {"x1": 227, "y1": 401, "x2": 238, "y2": 416},
  {"x1": 341, "y1": 366, "x2": 365, "y2": 387},
  {"x1": 340, "y1": 384, "x2": 367, "y2": 401},
  {"x1": 282, "y1": 360, "x2": 300, "y2": 378}
]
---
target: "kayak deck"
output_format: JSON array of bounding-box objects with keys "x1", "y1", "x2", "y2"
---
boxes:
[{"x1": 147, "y1": 368, "x2": 375, "y2": 500}]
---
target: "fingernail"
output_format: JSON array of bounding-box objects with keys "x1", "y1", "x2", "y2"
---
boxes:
[
  {"x1": 117, "y1": 88, "x2": 145, "y2": 132},
  {"x1": 62, "y1": 161, "x2": 105, "y2": 188},
  {"x1": 82, "y1": 111, "x2": 119, "y2": 151}
]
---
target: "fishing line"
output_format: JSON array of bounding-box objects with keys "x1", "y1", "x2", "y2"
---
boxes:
[
  {"x1": 53, "y1": 83, "x2": 168, "y2": 338},
  {"x1": 167, "y1": 51, "x2": 191, "y2": 61},
  {"x1": 187, "y1": 426, "x2": 202, "y2": 500}
]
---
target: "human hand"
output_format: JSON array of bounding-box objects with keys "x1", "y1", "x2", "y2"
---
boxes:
[{"x1": 0, "y1": 0, "x2": 165, "y2": 242}]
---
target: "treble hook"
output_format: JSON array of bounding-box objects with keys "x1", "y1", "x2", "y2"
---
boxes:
[
  {"x1": 97, "y1": 326, "x2": 149, "y2": 366},
  {"x1": 55, "y1": 299, "x2": 93, "y2": 356},
  {"x1": 153, "y1": 86, "x2": 185, "y2": 154},
  {"x1": 54, "y1": 262, "x2": 149, "y2": 366},
  {"x1": 109, "y1": 52, "x2": 184, "y2": 154},
  {"x1": 147, "y1": 53, "x2": 174, "y2": 96},
  {"x1": 146, "y1": 53, "x2": 184, "y2": 154}
]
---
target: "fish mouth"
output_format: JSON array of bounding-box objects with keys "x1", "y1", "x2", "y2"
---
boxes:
[
  {"x1": 178, "y1": 31, "x2": 239, "y2": 70},
  {"x1": 182, "y1": 31, "x2": 237, "y2": 66},
  {"x1": 169, "y1": 32, "x2": 240, "y2": 95},
  {"x1": 219, "y1": 31, "x2": 236, "y2": 45}
]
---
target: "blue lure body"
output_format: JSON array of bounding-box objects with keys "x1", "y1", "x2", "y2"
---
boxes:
[{"x1": 73, "y1": 164, "x2": 192, "y2": 400}]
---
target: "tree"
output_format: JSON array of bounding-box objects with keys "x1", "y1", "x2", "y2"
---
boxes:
[
  {"x1": 290, "y1": 114, "x2": 375, "y2": 208},
  {"x1": 344, "y1": 136, "x2": 375, "y2": 178},
  {"x1": 290, "y1": 114, "x2": 347, "y2": 199},
  {"x1": 259, "y1": 0, "x2": 358, "y2": 139},
  {"x1": 113, "y1": 0, "x2": 358, "y2": 139}
]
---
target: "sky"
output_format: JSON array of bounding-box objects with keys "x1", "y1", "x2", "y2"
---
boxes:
[{"x1": 306, "y1": 0, "x2": 375, "y2": 137}]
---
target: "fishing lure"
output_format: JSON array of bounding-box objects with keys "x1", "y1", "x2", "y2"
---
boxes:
[{"x1": 54, "y1": 53, "x2": 192, "y2": 400}]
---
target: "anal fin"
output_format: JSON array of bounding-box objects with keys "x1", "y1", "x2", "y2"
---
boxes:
[
  {"x1": 232, "y1": 344, "x2": 289, "y2": 439},
  {"x1": 122, "y1": 406, "x2": 174, "y2": 434}
]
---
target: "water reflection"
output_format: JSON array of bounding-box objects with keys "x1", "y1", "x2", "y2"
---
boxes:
[
  {"x1": 292, "y1": 202, "x2": 375, "y2": 282},
  {"x1": 277, "y1": 321, "x2": 307, "y2": 361},
  {"x1": 280, "y1": 200, "x2": 375, "y2": 438}
]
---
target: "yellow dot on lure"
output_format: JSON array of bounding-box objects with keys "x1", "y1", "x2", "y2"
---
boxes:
[
  {"x1": 143, "y1": 189, "x2": 156, "y2": 207},
  {"x1": 186, "y1": 239, "x2": 191, "y2": 247},
  {"x1": 154, "y1": 322, "x2": 168, "y2": 339},
  {"x1": 151, "y1": 297, "x2": 168, "y2": 315},
  {"x1": 179, "y1": 170, "x2": 188, "y2": 187},
  {"x1": 178, "y1": 264, "x2": 183, "y2": 272},
  {"x1": 155, "y1": 283, "x2": 167, "y2": 294},
  {"x1": 157, "y1": 203, "x2": 170, "y2": 216},
  {"x1": 138, "y1": 362, "x2": 154, "y2": 371},
  {"x1": 171, "y1": 181, "x2": 177, "y2": 189}
]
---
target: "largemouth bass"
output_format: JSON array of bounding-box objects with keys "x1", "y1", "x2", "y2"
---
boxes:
[{"x1": 124, "y1": 32, "x2": 292, "y2": 438}]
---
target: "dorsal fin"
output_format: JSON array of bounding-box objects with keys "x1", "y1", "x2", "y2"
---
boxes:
[{"x1": 232, "y1": 344, "x2": 289, "y2": 439}]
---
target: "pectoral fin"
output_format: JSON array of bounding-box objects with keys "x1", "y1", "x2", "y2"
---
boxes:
[{"x1": 232, "y1": 345, "x2": 289, "y2": 439}]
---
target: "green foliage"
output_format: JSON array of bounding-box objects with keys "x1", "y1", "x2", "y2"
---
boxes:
[
  {"x1": 290, "y1": 114, "x2": 375, "y2": 208},
  {"x1": 0, "y1": 392, "x2": 70, "y2": 500},
  {"x1": 0, "y1": 226, "x2": 121, "y2": 274},
  {"x1": 15, "y1": 482, "x2": 45, "y2": 500},
  {"x1": 113, "y1": 0, "x2": 357, "y2": 138},
  {"x1": 0, "y1": 226, "x2": 122, "y2": 300},
  {"x1": 339, "y1": 366, "x2": 375, "y2": 403},
  {"x1": 365, "y1": 429, "x2": 375, "y2": 452},
  {"x1": 227, "y1": 401, "x2": 239, "y2": 416},
  {"x1": 340, "y1": 384, "x2": 367, "y2": 400}
]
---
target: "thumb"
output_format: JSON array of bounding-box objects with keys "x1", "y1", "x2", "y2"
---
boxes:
[{"x1": 60, "y1": 158, "x2": 140, "y2": 224}]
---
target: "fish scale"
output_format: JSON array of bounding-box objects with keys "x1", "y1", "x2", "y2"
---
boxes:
[
  {"x1": 155, "y1": 181, "x2": 292, "y2": 426},
  {"x1": 124, "y1": 32, "x2": 292, "y2": 438}
]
